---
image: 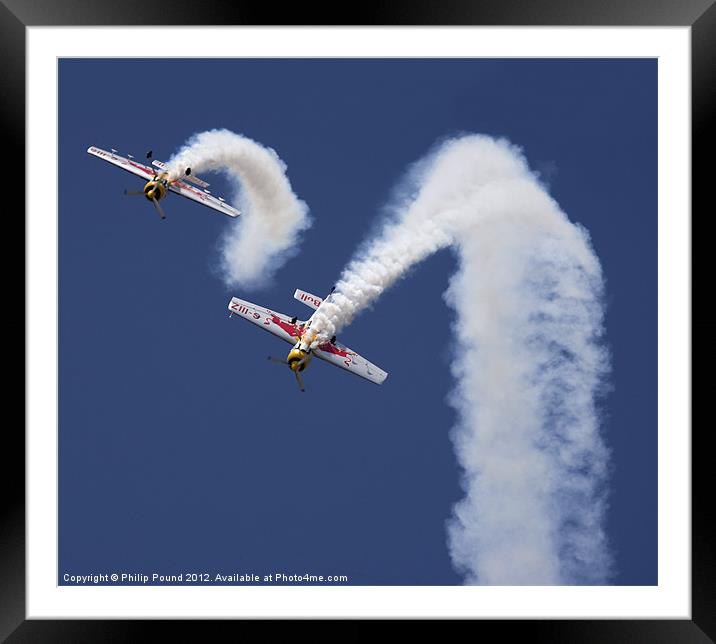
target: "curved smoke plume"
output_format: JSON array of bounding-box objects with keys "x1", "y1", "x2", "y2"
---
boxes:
[
  {"x1": 166, "y1": 129, "x2": 310, "y2": 288},
  {"x1": 310, "y1": 135, "x2": 612, "y2": 584}
]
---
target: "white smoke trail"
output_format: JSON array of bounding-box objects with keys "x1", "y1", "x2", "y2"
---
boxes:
[
  {"x1": 166, "y1": 129, "x2": 310, "y2": 288},
  {"x1": 310, "y1": 135, "x2": 612, "y2": 584}
]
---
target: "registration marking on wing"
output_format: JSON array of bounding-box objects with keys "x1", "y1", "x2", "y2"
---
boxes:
[{"x1": 230, "y1": 301, "x2": 251, "y2": 315}]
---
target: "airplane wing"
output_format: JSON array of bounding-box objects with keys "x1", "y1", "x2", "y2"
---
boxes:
[
  {"x1": 313, "y1": 339, "x2": 388, "y2": 385},
  {"x1": 169, "y1": 180, "x2": 240, "y2": 218},
  {"x1": 89, "y1": 146, "x2": 240, "y2": 218},
  {"x1": 228, "y1": 297, "x2": 302, "y2": 345},
  {"x1": 229, "y1": 295, "x2": 388, "y2": 385},
  {"x1": 87, "y1": 146, "x2": 156, "y2": 181}
]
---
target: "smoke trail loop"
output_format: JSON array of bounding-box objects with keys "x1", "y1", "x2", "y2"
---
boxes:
[{"x1": 166, "y1": 129, "x2": 310, "y2": 289}]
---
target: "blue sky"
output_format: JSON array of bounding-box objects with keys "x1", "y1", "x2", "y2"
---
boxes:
[{"x1": 59, "y1": 59, "x2": 656, "y2": 585}]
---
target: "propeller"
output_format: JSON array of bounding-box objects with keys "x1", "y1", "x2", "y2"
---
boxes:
[
  {"x1": 151, "y1": 198, "x2": 167, "y2": 220},
  {"x1": 267, "y1": 357, "x2": 306, "y2": 392},
  {"x1": 125, "y1": 189, "x2": 167, "y2": 219}
]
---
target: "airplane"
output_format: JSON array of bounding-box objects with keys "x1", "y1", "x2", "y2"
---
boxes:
[
  {"x1": 87, "y1": 146, "x2": 241, "y2": 219},
  {"x1": 228, "y1": 288, "x2": 388, "y2": 392}
]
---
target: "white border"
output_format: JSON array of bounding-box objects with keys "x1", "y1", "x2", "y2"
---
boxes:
[{"x1": 27, "y1": 27, "x2": 690, "y2": 618}]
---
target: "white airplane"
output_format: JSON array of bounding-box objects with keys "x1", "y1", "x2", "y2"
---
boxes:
[
  {"x1": 87, "y1": 146, "x2": 240, "y2": 219},
  {"x1": 228, "y1": 288, "x2": 388, "y2": 392}
]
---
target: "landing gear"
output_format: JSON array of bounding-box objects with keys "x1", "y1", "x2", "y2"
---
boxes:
[
  {"x1": 290, "y1": 316, "x2": 297, "y2": 324},
  {"x1": 330, "y1": 335, "x2": 336, "y2": 344}
]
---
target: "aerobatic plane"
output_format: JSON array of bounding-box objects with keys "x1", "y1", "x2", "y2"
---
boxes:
[
  {"x1": 228, "y1": 288, "x2": 388, "y2": 391},
  {"x1": 87, "y1": 146, "x2": 240, "y2": 219}
]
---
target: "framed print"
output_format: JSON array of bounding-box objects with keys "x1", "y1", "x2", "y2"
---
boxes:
[{"x1": 8, "y1": 0, "x2": 708, "y2": 640}]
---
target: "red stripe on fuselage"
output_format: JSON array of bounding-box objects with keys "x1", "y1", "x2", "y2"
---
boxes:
[{"x1": 267, "y1": 314, "x2": 352, "y2": 356}]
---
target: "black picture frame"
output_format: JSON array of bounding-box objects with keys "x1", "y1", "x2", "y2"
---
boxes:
[{"x1": 8, "y1": 1, "x2": 707, "y2": 640}]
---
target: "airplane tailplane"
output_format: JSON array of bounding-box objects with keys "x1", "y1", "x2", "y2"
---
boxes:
[{"x1": 293, "y1": 289, "x2": 323, "y2": 310}]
